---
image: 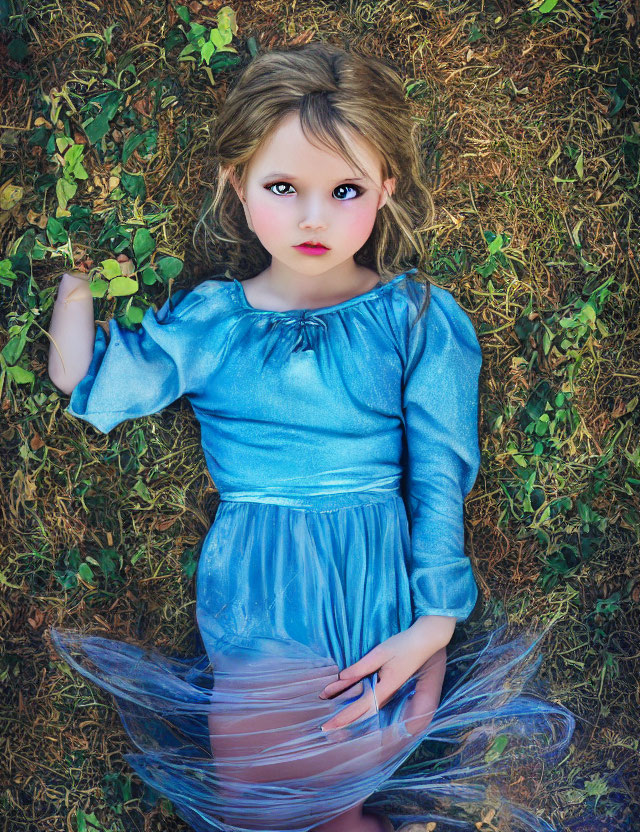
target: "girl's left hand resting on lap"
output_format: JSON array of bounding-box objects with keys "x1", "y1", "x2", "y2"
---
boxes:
[{"x1": 319, "y1": 615, "x2": 456, "y2": 731}]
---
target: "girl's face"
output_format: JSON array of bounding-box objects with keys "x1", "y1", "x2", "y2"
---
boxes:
[{"x1": 228, "y1": 111, "x2": 395, "y2": 277}]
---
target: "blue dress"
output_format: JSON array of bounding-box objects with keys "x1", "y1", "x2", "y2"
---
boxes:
[{"x1": 51, "y1": 270, "x2": 576, "y2": 832}]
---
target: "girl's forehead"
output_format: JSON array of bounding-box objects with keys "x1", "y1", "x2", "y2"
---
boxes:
[{"x1": 247, "y1": 117, "x2": 382, "y2": 184}]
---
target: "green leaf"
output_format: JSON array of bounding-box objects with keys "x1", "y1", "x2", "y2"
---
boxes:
[
  {"x1": 210, "y1": 27, "x2": 225, "y2": 48},
  {"x1": 46, "y1": 216, "x2": 68, "y2": 245},
  {"x1": 120, "y1": 170, "x2": 146, "y2": 199},
  {"x1": 90, "y1": 278, "x2": 108, "y2": 298},
  {"x1": 178, "y1": 43, "x2": 198, "y2": 59},
  {"x1": 6, "y1": 364, "x2": 34, "y2": 384},
  {"x1": 55, "y1": 136, "x2": 74, "y2": 154},
  {"x1": 64, "y1": 143, "x2": 84, "y2": 169},
  {"x1": 2, "y1": 327, "x2": 28, "y2": 364},
  {"x1": 84, "y1": 109, "x2": 112, "y2": 145},
  {"x1": 133, "y1": 228, "x2": 155, "y2": 265},
  {"x1": 487, "y1": 234, "x2": 504, "y2": 255},
  {"x1": 141, "y1": 266, "x2": 158, "y2": 285},
  {"x1": 583, "y1": 773, "x2": 609, "y2": 799},
  {"x1": 84, "y1": 811, "x2": 101, "y2": 831},
  {"x1": 122, "y1": 133, "x2": 147, "y2": 165},
  {"x1": 56, "y1": 177, "x2": 77, "y2": 210},
  {"x1": 0, "y1": 258, "x2": 18, "y2": 284},
  {"x1": 155, "y1": 256, "x2": 183, "y2": 280},
  {"x1": 100, "y1": 258, "x2": 123, "y2": 279},
  {"x1": 189, "y1": 22, "x2": 208, "y2": 38},
  {"x1": 181, "y1": 548, "x2": 198, "y2": 580},
  {"x1": 484, "y1": 733, "x2": 509, "y2": 762},
  {"x1": 109, "y1": 275, "x2": 138, "y2": 296},
  {"x1": 127, "y1": 305, "x2": 144, "y2": 324},
  {"x1": 97, "y1": 548, "x2": 122, "y2": 580},
  {"x1": 561, "y1": 788, "x2": 587, "y2": 805},
  {"x1": 217, "y1": 5, "x2": 238, "y2": 34},
  {"x1": 78, "y1": 562, "x2": 94, "y2": 583},
  {"x1": 581, "y1": 302, "x2": 596, "y2": 323},
  {"x1": 539, "y1": 0, "x2": 559, "y2": 14},
  {"x1": 83, "y1": 91, "x2": 124, "y2": 144},
  {"x1": 176, "y1": 4, "x2": 190, "y2": 23},
  {"x1": 201, "y1": 40, "x2": 215, "y2": 64},
  {"x1": 133, "y1": 479, "x2": 152, "y2": 502},
  {"x1": 72, "y1": 162, "x2": 88, "y2": 180}
]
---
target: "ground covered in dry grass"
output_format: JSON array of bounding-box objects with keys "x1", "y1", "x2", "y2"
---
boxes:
[{"x1": 1, "y1": 0, "x2": 639, "y2": 830}]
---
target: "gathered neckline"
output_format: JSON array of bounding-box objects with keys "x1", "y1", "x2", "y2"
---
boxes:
[{"x1": 232, "y1": 269, "x2": 418, "y2": 316}]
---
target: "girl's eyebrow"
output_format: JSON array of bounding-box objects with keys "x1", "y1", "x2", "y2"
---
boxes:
[{"x1": 260, "y1": 172, "x2": 369, "y2": 182}]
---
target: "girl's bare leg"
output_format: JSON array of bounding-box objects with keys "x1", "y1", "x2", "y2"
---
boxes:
[
  {"x1": 207, "y1": 647, "x2": 447, "y2": 832},
  {"x1": 309, "y1": 647, "x2": 448, "y2": 832}
]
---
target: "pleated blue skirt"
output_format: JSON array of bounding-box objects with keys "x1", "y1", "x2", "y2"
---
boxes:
[{"x1": 51, "y1": 491, "x2": 576, "y2": 832}]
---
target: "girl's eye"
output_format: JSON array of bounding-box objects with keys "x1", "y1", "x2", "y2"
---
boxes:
[{"x1": 266, "y1": 182, "x2": 363, "y2": 200}]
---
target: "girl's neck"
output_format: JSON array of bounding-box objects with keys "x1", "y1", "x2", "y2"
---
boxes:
[{"x1": 243, "y1": 264, "x2": 382, "y2": 312}]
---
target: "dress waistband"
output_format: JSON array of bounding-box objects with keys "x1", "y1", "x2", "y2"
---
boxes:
[{"x1": 217, "y1": 486, "x2": 403, "y2": 511}]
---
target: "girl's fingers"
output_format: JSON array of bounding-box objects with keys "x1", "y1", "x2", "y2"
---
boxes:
[
  {"x1": 321, "y1": 664, "x2": 405, "y2": 730},
  {"x1": 320, "y1": 659, "x2": 418, "y2": 730},
  {"x1": 320, "y1": 646, "x2": 388, "y2": 698},
  {"x1": 320, "y1": 638, "x2": 445, "y2": 725},
  {"x1": 321, "y1": 687, "x2": 376, "y2": 731},
  {"x1": 374, "y1": 667, "x2": 411, "y2": 710},
  {"x1": 319, "y1": 674, "x2": 365, "y2": 699}
]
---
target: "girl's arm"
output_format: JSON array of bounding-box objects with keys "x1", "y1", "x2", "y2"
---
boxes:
[
  {"x1": 400, "y1": 284, "x2": 482, "y2": 625},
  {"x1": 47, "y1": 271, "x2": 96, "y2": 396},
  {"x1": 52, "y1": 265, "x2": 209, "y2": 435},
  {"x1": 319, "y1": 284, "x2": 482, "y2": 729}
]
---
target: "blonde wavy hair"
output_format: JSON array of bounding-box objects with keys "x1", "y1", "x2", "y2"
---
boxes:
[{"x1": 193, "y1": 40, "x2": 434, "y2": 306}]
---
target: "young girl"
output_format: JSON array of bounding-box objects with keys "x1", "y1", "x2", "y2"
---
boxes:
[{"x1": 49, "y1": 42, "x2": 576, "y2": 832}]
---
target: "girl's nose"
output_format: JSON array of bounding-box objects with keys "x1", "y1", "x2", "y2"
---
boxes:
[{"x1": 299, "y1": 197, "x2": 329, "y2": 230}]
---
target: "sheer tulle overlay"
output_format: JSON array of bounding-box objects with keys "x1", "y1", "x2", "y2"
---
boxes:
[
  {"x1": 54, "y1": 275, "x2": 577, "y2": 830},
  {"x1": 51, "y1": 493, "x2": 575, "y2": 832}
]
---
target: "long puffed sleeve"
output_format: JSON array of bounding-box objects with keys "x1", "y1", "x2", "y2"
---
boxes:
[
  {"x1": 401, "y1": 283, "x2": 482, "y2": 623},
  {"x1": 65, "y1": 286, "x2": 207, "y2": 434}
]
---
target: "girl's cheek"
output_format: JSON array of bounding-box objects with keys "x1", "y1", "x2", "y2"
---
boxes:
[
  {"x1": 340, "y1": 204, "x2": 379, "y2": 244},
  {"x1": 249, "y1": 199, "x2": 286, "y2": 242}
]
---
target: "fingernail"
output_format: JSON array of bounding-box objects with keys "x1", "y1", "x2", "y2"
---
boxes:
[{"x1": 318, "y1": 693, "x2": 327, "y2": 699}]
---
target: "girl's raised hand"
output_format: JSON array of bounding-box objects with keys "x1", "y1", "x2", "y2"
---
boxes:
[{"x1": 318, "y1": 615, "x2": 455, "y2": 732}]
